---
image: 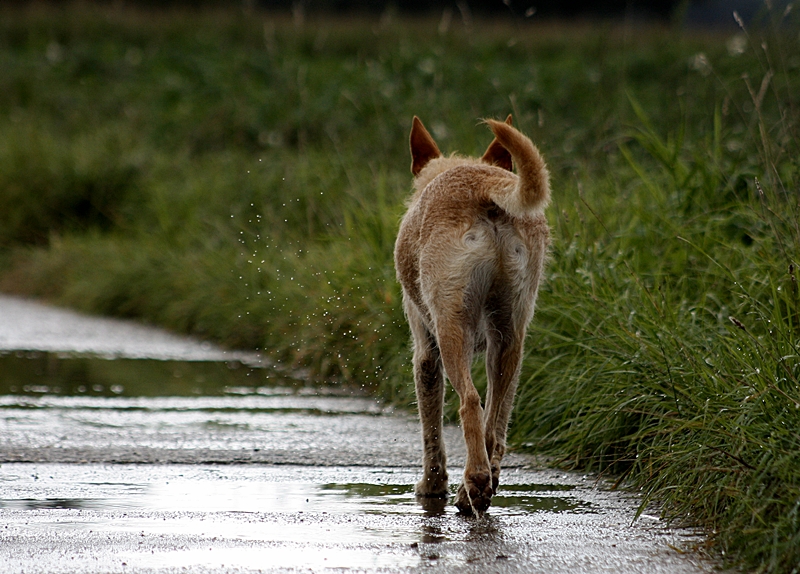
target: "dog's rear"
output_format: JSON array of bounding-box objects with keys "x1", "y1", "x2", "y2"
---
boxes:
[{"x1": 395, "y1": 116, "x2": 550, "y2": 515}]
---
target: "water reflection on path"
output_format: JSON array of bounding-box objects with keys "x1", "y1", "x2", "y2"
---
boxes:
[
  {"x1": 0, "y1": 351, "x2": 279, "y2": 397},
  {"x1": 0, "y1": 464, "x2": 709, "y2": 574}
]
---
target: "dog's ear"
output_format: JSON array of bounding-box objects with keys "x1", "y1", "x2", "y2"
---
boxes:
[
  {"x1": 481, "y1": 114, "x2": 513, "y2": 171},
  {"x1": 410, "y1": 116, "x2": 442, "y2": 176}
]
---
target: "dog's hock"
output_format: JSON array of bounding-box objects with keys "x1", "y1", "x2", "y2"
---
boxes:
[{"x1": 410, "y1": 116, "x2": 442, "y2": 176}]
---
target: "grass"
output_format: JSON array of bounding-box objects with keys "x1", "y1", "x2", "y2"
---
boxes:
[{"x1": 1, "y1": 3, "x2": 799, "y2": 570}]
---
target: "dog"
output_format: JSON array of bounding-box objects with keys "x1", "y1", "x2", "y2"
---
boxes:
[{"x1": 394, "y1": 115, "x2": 550, "y2": 515}]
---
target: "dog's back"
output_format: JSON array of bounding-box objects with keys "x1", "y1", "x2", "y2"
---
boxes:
[{"x1": 395, "y1": 134, "x2": 549, "y2": 343}]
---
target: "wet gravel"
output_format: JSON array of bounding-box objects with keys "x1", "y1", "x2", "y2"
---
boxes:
[
  {"x1": 1, "y1": 463, "x2": 713, "y2": 574},
  {"x1": 0, "y1": 392, "x2": 465, "y2": 467}
]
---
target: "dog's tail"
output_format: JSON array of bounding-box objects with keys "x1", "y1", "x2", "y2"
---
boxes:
[{"x1": 484, "y1": 119, "x2": 550, "y2": 216}]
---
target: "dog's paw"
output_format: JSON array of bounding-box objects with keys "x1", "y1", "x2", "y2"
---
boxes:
[
  {"x1": 454, "y1": 470, "x2": 493, "y2": 515},
  {"x1": 415, "y1": 467, "x2": 449, "y2": 499}
]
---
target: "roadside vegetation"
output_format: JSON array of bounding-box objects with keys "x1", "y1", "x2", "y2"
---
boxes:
[{"x1": 1, "y1": 3, "x2": 798, "y2": 570}]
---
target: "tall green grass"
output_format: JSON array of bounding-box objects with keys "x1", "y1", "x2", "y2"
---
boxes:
[
  {"x1": 513, "y1": 109, "x2": 800, "y2": 569},
  {"x1": 510, "y1": 28, "x2": 800, "y2": 566},
  {"x1": 1, "y1": 4, "x2": 799, "y2": 570}
]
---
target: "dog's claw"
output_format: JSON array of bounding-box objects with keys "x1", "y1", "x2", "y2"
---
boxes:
[{"x1": 491, "y1": 463, "x2": 501, "y2": 494}]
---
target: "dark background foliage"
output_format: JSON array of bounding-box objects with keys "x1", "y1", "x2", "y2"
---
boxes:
[{"x1": 0, "y1": 0, "x2": 776, "y2": 23}]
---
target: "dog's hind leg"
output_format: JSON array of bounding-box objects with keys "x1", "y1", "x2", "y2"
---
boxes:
[
  {"x1": 436, "y1": 322, "x2": 493, "y2": 515},
  {"x1": 408, "y1": 305, "x2": 449, "y2": 501},
  {"x1": 483, "y1": 326, "x2": 525, "y2": 494}
]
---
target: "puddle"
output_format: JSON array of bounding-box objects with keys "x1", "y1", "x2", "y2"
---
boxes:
[
  {"x1": 317, "y1": 481, "x2": 592, "y2": 516},
  {"x1": 0, "y1": 466, "x2": 589, "y2": 555},
  {"x1": 0, "y1": 351, "x2": 296, "y2": 397},
  {"x1": 0, "y1": 464, "x2": 710, "y2": 574},
  {"x1": 0, "y1": 465, "x2": 589, "y2": 518}
]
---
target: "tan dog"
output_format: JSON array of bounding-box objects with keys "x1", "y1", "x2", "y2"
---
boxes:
[{"x1": 394, "y1": 116, "x2": 550, "y2": 515}]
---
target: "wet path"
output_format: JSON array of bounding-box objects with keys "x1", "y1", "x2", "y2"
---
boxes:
[
  {"x1": 2, "y1": 463, "x2": 707, "y2": 574},
  {"x1": 0, "y1": 295, "x2": 714, "y2": 573}
]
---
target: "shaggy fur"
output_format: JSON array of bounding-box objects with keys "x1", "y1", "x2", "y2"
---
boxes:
[{"x1": 394, "y1": 116, "x2": 550, "y2": 515}]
